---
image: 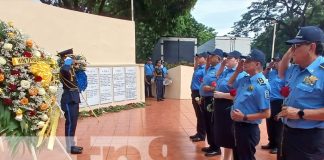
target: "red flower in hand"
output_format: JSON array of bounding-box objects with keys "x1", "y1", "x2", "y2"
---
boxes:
[
  {"x1": 229, "y1": 89, "x2": 237, "y2": 97},
  {"x1": 23, "y1": 51, "x2": 32, "y2": 58},
  {"x1": 211, "y1": 81, "x2": 217, "y2": 87},
  {"x1": 280, "y1": 86, "x2": 290, "y2": 98},
  {"x1": 3, "y1": 98, "x2": 13, "y2": 106},
  {"x1": 34, "y1": 76, "x2": 42, "y2": 82},
  {"x1": 8, "y1": 83, "x2": 17, "y2": 92}
]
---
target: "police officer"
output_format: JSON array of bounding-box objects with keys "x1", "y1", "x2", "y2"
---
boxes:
[
  {"x1": 58, "y1": 49, "x2": 83, "y2": 154},
  {"x1": 161, "y1": 60, "x2": 168, "y2": 99},
  {"x1": 189, "y1": 52, "x2": 208, "y2": 142},
  {"x1": 199, "y1": 49, "x2": 223, "y2": 157},
  {"x1": 277, "y1": 26, "x2": 324, "y2": 160},
  {"x1": 213, "y1": 50, "x2": 246, "y2": 160},
  {"x1": 261, "y1": 55, "x2": 284, "y2": 155},
  {"x1": 144, "y1": 57, "x2": 154, "y2": 98},
  {"x1": 228, "y1": 49, "x2": 271, "y2": 160},
  {"x1": 154, "y1": 60, "x2": 164, "y2": 101}
]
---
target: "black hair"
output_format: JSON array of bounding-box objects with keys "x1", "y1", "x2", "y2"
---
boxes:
[{"x1": 315, "y1": 42, "x2": 324, "y2": 55}]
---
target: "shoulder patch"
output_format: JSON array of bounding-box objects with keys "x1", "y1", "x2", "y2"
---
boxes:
[
  {"x1": 265, "y1": 90, "x2": 270, "y2": 99},
  {"x1": 257, "y1": 78, "x2": 265, "y2": 85},
  {"x1": 320, "y1": 63, "x2": 324, "y2": 69}
]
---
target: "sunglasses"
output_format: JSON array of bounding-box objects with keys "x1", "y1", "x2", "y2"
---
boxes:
[{"x1": 291, "y1": 42, "x2": 312, "y2": 50}]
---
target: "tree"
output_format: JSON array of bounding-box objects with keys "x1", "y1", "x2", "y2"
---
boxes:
[{"x1": 231, "y1": 0, "x2": 324, "y2": 60}]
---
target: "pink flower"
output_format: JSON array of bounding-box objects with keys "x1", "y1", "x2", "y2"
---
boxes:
[{"x1": 211, "y1": 81, "x2": 217, "y2": 87}]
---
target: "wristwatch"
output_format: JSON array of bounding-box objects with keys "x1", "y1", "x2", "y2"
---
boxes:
[
  {"x1": 243, "y1": 114, "x2": 248, "y2": 121},
  {"x1": 298, "y1": 109, "x2": 304, "y2": 119}
]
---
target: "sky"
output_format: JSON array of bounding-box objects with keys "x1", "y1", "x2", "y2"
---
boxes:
[{"x1": 191, "y1": 0, "x2": 258, "y2": 36}]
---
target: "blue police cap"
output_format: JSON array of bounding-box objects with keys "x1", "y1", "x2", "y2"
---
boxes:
[
  {"x1": 196, "y1": 52, "x2": 208, "y2": 58},
  {"x1": 243, "y1": 49, "x2": 266, "y2": 65},
  {"x1": 286, "y1": 26, "x2": 324, "y2": 45},
  {"x1": 208, "y1": 48, "x2": 224, "y2": 58},
  {"x1": 58, "y1": 48, "x2": 73, "y2": 57},
  {"x1": 227, "y1": 50, "x2": 242, "y2": 59}
]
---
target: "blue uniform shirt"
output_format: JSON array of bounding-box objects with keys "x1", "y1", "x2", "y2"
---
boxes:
[
  {"x1": 162, "y1": 66, "x2": 168, "y2": 78},
  {"x1": 216, "y1": 68, "x2": 247, "y2": 93},
  {"x1": 283, "y1": 56, "x2": 324, "y2": 129},
  {"x1": 199, "y1": 63, "x2": 220, "y2": 97},
  {"x1": 144, "y1": 63, "x2": 154, "y2": 76},
  {"x1": 233, "y1": 72, "x2": 271, "y2": 124},
  {"x1": 191, "y1": 64, "x2": 206, "y2": 90},
  {"x1": 265, "y1": 69, "x2": 284, "y2": 101}
]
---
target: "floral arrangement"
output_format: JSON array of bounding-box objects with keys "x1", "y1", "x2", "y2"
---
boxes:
[{"x1": 0, "y1": 20, "x2": 60, "y2": 152}]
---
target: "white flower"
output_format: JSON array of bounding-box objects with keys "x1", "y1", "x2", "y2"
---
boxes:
[
  {"x1": 40, "y1": 114, "x2": 49, "y2": 121},
  {"x1": 37, "y1": 121, "x2": 45, "y2": 129},
  {"x1": 33, "y1": 50, "x2": 41, "y2": 58},
  {"x1": 0, "y1": 56, "x2": 6, "y2": 65},
  {"x1": 3, "y1": 43, "x2": 13, "y2": 51},
  {"x1": 15, "y1": 115, "x2": 23, "y2": 121},
  {"x1": 20, "y1": 80, "x2": 31, "y2": 89},
  {"x1": 195, "y1": 97, "x2": 200, "y2": 102},
  {"x1": 38, "y1": 88, "x2": 46, "y2": 95},
  {"x1": 48, "y1": 86, "x2": 57, "y2": 94}
]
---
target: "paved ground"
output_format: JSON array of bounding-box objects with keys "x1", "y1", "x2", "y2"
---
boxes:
[{"x1": 1, "y1": 99, "x2": 277, "y2": 160}]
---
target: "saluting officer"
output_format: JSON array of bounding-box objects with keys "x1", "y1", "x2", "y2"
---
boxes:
[
  {"x1": 261, "y1": 54, "x2": 284, "y2": 155},
  {"x1": 154, "y1": 60, "x2": 164, "y2": 101},
  {"x1": 213, "y1": 50, "x2": 246, "y2": 160},
  {"x1": 58, "y1": 49, "x2": 83, "y2": 154},
  {"x1": 228, "y1": 49, "x2": 271, "y2": 160},
  {"x1": 278, "y1": 26, "x2": 324, "y2": 160},
  {"x1": 189, "y1": 52, "x2": 208, "y2": 142},
  {"x1": 199, "y1": 48, "x2": 223, "y2": 157}
]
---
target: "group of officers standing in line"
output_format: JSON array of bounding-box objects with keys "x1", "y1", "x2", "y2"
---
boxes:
[
  {"x1": 190, "y1": 26, "x2": 324, "y2": 160},
  {"x1": 144, "y1": 58, "x2": 169, "y2": 101}
]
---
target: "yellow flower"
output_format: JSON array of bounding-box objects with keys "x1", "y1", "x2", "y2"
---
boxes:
[
  {"x1": 16, "y1": 109, "x2": 23, "y2": 116},
  {"x1": 8, "y1": 21, "x2": 14, "y2": 27},
  {"x1": 7, "y1": 32, "x2": 15, "y2": 38}
]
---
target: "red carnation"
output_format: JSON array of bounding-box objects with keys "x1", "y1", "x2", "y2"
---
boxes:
[
  {"x1": 229, "y1": 89, "x2": 237, "y2": 97},
  {"x1": 211, "y1": 81, "x2": 217, "y2": 87},
  {"x1": 10, "y1": 70, "x2": 20, "y2": 76},
  {"x1": 3, "y1": 98, "x2": 13, "y2": 106},
  {"x1": 23, "y1": 51, "x2": 32, "y2": 58},
  {"x1": 280, "y1": 86, "x2": 290, "y2": 98},
  {"x1": 34, "y1": 76, "x2": 42, "y2": 82},
  {"x1": 8, "y1": 83, "x2": 17, "y2": 91},
  {"x1": 27, "y1": 110, "x2": 36, "y2": 117}
]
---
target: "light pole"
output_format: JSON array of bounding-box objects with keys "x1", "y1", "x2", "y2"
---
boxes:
[
  {"x1": 271, "y1": 20, "x2": 277, "y2": 59},
  {"x1": 131, "y1": 0, "x2": 134, "y2": 21}
]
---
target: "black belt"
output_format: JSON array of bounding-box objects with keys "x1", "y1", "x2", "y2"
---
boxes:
[
  {"x1": 285, "y1": 125, "x2": 324, "y2": 132},
  {"x1": 235, "y1": 122, "x2": 258, "y2": 127},
  {"x1": 64, "y1": 88, "x2": 79, "y2": 91}
]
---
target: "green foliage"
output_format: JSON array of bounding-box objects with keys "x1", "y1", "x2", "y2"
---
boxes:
[{"x1": 231, "y1": 0, "x2": 324, "y2": 61}]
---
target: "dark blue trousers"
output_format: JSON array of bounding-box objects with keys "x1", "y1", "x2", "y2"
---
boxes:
[
  {"x1": 155, "y1": 77, "x2": 163, "y2": 100},
  {"x1": 61, "y1": 90, "x2": 80, "y2": 149},
  {"x1": 202, "y1": 96, "x2": 219, "y2": 151},
  {"x1": 281, "y1": 126, "x2": 324, "y2": 160},
  {"x1": 233, "y1": 122, "x2": 260, "y2": 160},
  {"x1": 191, "y1": 90, "x2": 206, "y2": 139}
]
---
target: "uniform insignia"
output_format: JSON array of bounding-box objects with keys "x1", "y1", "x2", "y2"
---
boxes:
[
  {"x1": 265, "y1": 90, "x2": 270, "y2": 99},
  {"x1": 303, "y1": 75, "x2": 318, "y2": 86},
  {"x1": 320, "y1": 63, "x2": 324, "y2": 69},
  {"x1": 257, "y1": 78, "x2": 265, "y2": 85},
  {"x1": 248, "y1": 85, "x2": 254, "y2": 91}
]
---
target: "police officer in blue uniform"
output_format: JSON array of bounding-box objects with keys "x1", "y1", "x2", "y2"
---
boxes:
[
  {"x1": 189, "y1": 52, "x2": 208, "y2": 142},
  {"x1": 278, "y1": 26, "x2": 324, "y2": 160},
  {"x1": 199, "y1": 48, "x2": 223, "y2": 157},
  {"x1": 154, "y1": 60, "x2": 164, "y2": 101},
  {"x1": 213, "y1": 50, "x2": 246, "y2": 160},
  {"x1": 58, "y1": 49, "x2": 83, "y2": 154},
  {"x1": 144, "y1": 57, "x2": 154, "y2": 98},
  {"x1": 161, "y1": 60, "x2": 168, "y2": 99},
  {"x1": 261, "y1": 55, "x2": 284, "y2": 155},
  {"x1": 228, "y1": 49, "x2": 271, "y2": 160}
]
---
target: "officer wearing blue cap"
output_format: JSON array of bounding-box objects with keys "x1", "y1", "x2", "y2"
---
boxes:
[
  {"x1": 278, "y1": 26, "x2": 324, "y2": 160},
  {"x1": 212, "y1": 50, "x2": 247, "y2": 160},
  {"x1": 199, "y1": 48, "x2": 223, "y2": 157},
  {"x1": 59, "y1": 53, "x2": 83, "y2": 154},
  {"x1": 228, "y1": 49, "x2": 271, "y2": 160},
  {"x1": 261, "y1": 53, "x2": 284, "y2": 155},
  {"x1": 144, "y1": 57, "x2": 154, "y2": 98},
  {"x1": 189, "y1": 52, "x2": 208, "y2": 142},
  {"x1": 154, "y1": 60, "x2": 164, "y2": 101}
]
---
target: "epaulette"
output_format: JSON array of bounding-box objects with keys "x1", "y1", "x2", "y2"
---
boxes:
[
  {"x1": 320, "y1": 63, "x2": 324, "y2": 69},
  {"x1": 257, "y1": 78, "x2": 266, "y2": 85}
]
